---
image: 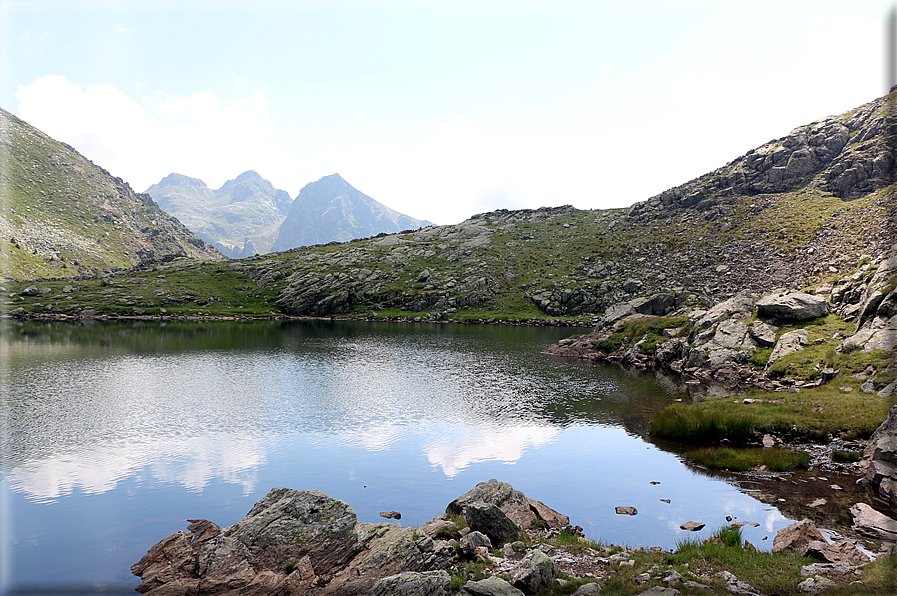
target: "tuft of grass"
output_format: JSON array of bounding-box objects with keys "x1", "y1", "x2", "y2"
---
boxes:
[
  {"x1": 832, "y1": 449, "x2": 862, "y2": 463},
  {"x1": 685, "y1": 446, "x2": 809, "y2": 472},
  {"x1": 650, "y1": 405, "x2": 757, "y2": 443}
]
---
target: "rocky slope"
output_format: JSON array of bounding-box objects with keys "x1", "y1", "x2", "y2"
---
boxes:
[
  {"x1": 146, "y1": 170, "x2": 293, "y2": 258},
  {"x1": 0, "y1": 108, "x2": 222, "y2": 280},
  {"x1": 270, "y1": 174, "x2": 433, "y2": 252}
]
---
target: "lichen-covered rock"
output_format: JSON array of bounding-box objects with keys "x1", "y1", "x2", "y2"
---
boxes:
[
  {"x1": 510, "y1": 549, "x2": 557, "y2": 594},
  {"x1": 463, "y1": 501, "x2": 520, "y2": 544},
  {"x1": 757, "y1": 289, "x2": 829, "y2": 320},
  {"x1": 366, "y1": 570, "x2": 452, "y2": 596},
  {"x1": 460, "y1": 576, "x2": 525, "y2": 596},
  {"x1": 767, "y1": 329, "x2": 809, "y2": 367},
  {"x1": 461, "y1": 531, "x2": 493, "y2": 558},
  {"x1": 446, "y1": 479, "x2": 568, "y2": 532}
]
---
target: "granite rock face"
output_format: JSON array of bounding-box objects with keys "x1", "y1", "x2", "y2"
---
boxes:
[{"x1": 756, "y1": 290, "x2": 829, "y2": 320}]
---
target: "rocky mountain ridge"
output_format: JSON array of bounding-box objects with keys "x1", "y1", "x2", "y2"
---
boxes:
[
  {"x1": 0, "y1": 107, "x2": 222, "y2": 280},
  {"x1": 270, "y1": 173, "x2": 433, "y2": 252},
  {"x1": 146, "y1": 170, "x2": 293, "y2": 258},
  {"x1": 146, "y1": 171, "x2": 433, "y2": 259}
]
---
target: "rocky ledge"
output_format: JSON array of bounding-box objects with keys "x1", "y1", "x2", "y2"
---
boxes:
[
  {"x1": 544, "y1": 244, "x2": 897, "y2": 395},
  {"x1": 133, "y1": 479, "x2": 897, "y2": 596}
]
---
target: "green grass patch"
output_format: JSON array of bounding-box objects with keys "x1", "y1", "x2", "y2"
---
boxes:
[
  {"x1": 685, "y1": 446, "x2": 809, "y2": 472},
  {"x1": 831, "y1": 449, "x2": 862, "y2": 463},
  {"x1": 650, "y1": 404, "x2": 757, "y2": 443}
]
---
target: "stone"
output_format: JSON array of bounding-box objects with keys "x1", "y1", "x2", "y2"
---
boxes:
[
  {"x1": 679, "y1": 522, "x2": 705, "y2": 531},
  {"x1": 772, "y1": 519, "x2": 826, "y2": 555},
  {"x1": 757, "y1": 289, "x2": 829, "y2": 320},
  {"x1": 460, "y1": 575, "x2": 526, "y2": 596},
  {"x1": 446, "y1": 479, "x2": 567, "y2": 532},
  {"x1": 800, "y1": 562, "x2": 857, "y2": 577},
  {"x1": 659, "y1": 569, "x2": 682, "y2": 586},
  {"x1": 749, "y1": 320, "x2": 779, "y2": 347},
  {"x1": 461, "y1": 531, "x2": 493, "y2": 558},
  {"x1": 864, "y1": 404, "x2": 897, "y2": 507},
  {"x1": 850, "y1": 502, "x2": 897, "y2": 540},
  {"x1": 720, "y1": 570, "x2": 763, "y2": 596},
  {"x1": 21, "y1": 285, "x2": 39, "y2": 296},
  {"x1": 380, "y1": 511, "x2": 402, "y2": 519},
  {"x1": 367, "y1": 570, "x2": 452, "y2": 596},
  {"x1": 805, "y1": 539, "x2": 870, "y2": 565},
  {"x1": 601, "y1": 302, "x2": 636, "y2": 325},
  {"x1": 510, "y1": 549, "x2": 557, "y2": 594},
  {"x1": 615, "y1": 506, "x2": 638, "y2": 515},
  {"x1": 797, "y1": 575, "x2": 837, "y2": 594},
  {"x1": 635, "y1": 588, "x2": 680, "y2": 596},
  {"x1": 767, "y1": 329, "x2": 809, "y2": 366},
  {"x1": 572, "y1": 583, "x2": 602, "y2": 595},
  {"x1": 463, "y1": 501, "x2": 520, "y2": 544},
  {"x1": 419, "y1": 514, "x2": 458, "y2": 539}
]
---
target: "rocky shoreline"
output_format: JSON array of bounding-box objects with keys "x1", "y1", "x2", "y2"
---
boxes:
[{"x1": 132, "y1": 479, "x2": 897, "y2": 596}]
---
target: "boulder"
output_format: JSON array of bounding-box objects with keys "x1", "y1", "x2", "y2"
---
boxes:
[
  {"x1": 366, "y1": 570, "x2": 452, "y2": 596},
  {"x1": 767, "y1": 329, "x2": 809, "y2": 367},
  {"x1": 849, "y1": 502, "x2": 897, "y2": 540},
  {"x1": 679, "y1": 522, "x2": 705, "y2": 531},
  {"x1": 446, "y1": 479, "x2": 568, "y2": 532},
  {"x1": 805, "y1": 539, "x2": 870, "y2": 566},
  {"x1": 797, "y1": 575, "x2": 837, "y2": 595},
  {"x1": 460, "y1": 576, "x2": 525, "y2": 596},
  {"x1": 615, "y1": 506, "x2": 638, "y2": 515},
  {"x1": 772, "y1": 519, "x2": 826, "y2": 555},
  {"x1": 461, "y1": 531, "x2": 493, "y2": 558},
  {"x1": 757, "y1": 290, "x2": 829, "y2": 320},
  {"x1": 510, "y1": 549, "x2": 557, "y2": 594},
  {"x1": 749, "y1": 320, "x2": 778, "y2": 347},
  {"x1": 419, "y1": 514, "x2": 458, "y2": 539},
  {"x1": 463, "y1": 501, "x2": 520, "y2": 544},
  {"x1": 863, "y1": 404, "x2": 897, "y2": 507},
  {"x1": 572, "y1": 583, "x2": 602, "y2": 595},
  {"x1": 601, "y1": 302, "x2": 636, "y2": 325}
]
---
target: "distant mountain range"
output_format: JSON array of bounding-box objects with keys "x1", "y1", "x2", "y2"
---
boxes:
[
  {"x1": 0, "y1": 107, "x2": 221, "y2": 281},
  {"x1": 145, "y1": 172, "x2": 432, "y2": 258}
]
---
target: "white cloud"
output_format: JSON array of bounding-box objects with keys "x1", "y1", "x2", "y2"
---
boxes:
[
  {"x1": 423, "y1": 423, "x2": 557, "y2": 477},
  {"x1": 15, "y1": 75, "x2": 288, "y2": 193},
  {"x1": 9, "y1": 434, "x2": 266, "y2": 503}
]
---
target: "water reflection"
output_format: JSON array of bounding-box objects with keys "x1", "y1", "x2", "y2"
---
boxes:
[{"x1": 1, "y1": 319, "x2": 814, "y2": 591}]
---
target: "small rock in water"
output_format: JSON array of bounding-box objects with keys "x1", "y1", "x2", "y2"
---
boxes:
[
  {"x1": 379, "y1": 511, "x2": 402, "y2": 519},
  {"x1": 615, "y1": 506, "x2": 638, "y2": 516},
  {"x1": 650, "y1": 481, "x2": 661, "y2": 485},
  {"x1": 680, "y1": 521, "x2": 705, "y2": 531},
  {"x1": 660, "y1": 499, "x2": 671, "y2": 503}
]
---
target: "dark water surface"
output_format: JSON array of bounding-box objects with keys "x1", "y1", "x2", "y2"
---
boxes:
[{"x1": 2, "y1": 319, "x2": 799, "y2": 594}]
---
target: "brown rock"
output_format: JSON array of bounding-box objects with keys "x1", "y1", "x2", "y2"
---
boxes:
[
  {"x1": 772, "y1": 519, "x2": 826, "y2": 555},
  {"x1": 680, "y1": 522, "x2": 705, "y2": 531},
  {"x1": 615, "y1": 506, "x2": 638, "y2": 516},
  {"x1": 850, "y1": 502, "x2": 897, "y2": 540},
  {"x1": 379, "y1": 511, "x2": 402, "y2": 519},
  {"x1": 805, "y1": 539, "x2": 870, "y2": 566},
  {"x1": 419, "y1": 514, "x2": 459, "y2": 539}
]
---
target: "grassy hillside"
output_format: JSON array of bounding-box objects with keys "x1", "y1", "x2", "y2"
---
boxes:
[{"x1": 0, "y1": 108, "x2": 222, "y2": 281}]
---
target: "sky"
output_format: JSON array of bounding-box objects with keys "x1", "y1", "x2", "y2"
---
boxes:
[{"x1": 2, "y1": 0, "x2": 894, "y2": 225}]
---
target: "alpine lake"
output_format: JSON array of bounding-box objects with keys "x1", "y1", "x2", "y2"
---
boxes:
[{"x1": 0, "y1": 319, "x2": 879, "y2": 594}]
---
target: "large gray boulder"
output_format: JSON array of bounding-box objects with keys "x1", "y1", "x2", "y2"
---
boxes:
[
  {"x1": 446, "y1": 479, "x2": 569, "y2": 533},
  {"x1": 367, "y1": 570, "x2": 452, "y2": 596},
  {"x1": 460, "y1": 576, "x2": 525, "y2": 596},
  {"x1": 463, "y1": 501, "x2": 520, "y2": 544},
  {"x1": 757, "y1": 289, "x2": 829, "y2": 320},
  {"x1": 863, "y1": 404, "x2": 897, "y2": 506},
  {"x1": 510, "y1": 549, "x2": 557, "y2": 594}
]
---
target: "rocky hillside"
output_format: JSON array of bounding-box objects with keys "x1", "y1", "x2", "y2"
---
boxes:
[
  {"x1": 270, "y1": 173, "x2": 433, "y2": 252},
  {"x1": 146, "y1": 170, "x2": 292, "y2": 258},
  {"x1": 0, "y1": 108, "x2": 222, "y2": 281}
]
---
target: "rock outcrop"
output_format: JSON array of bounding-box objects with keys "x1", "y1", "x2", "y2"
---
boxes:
[
  {"x1": 863, "y1": 404, "x2": 897, "y2": 506},
  {"x1": 131, "y1": 487, "x2": 457, "y2": 596},
  {"x1": 446, "y1": 479, "x2": 570, "y2": 533}
]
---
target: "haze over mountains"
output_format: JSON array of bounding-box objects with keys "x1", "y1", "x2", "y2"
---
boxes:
[{"x1": 145, "y1": 171, "x2": 433, "y2": 258}]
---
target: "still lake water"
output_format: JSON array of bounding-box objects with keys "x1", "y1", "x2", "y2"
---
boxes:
[{"x1": 2, "y1": 319, "x2": 796, "y2": 594}]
